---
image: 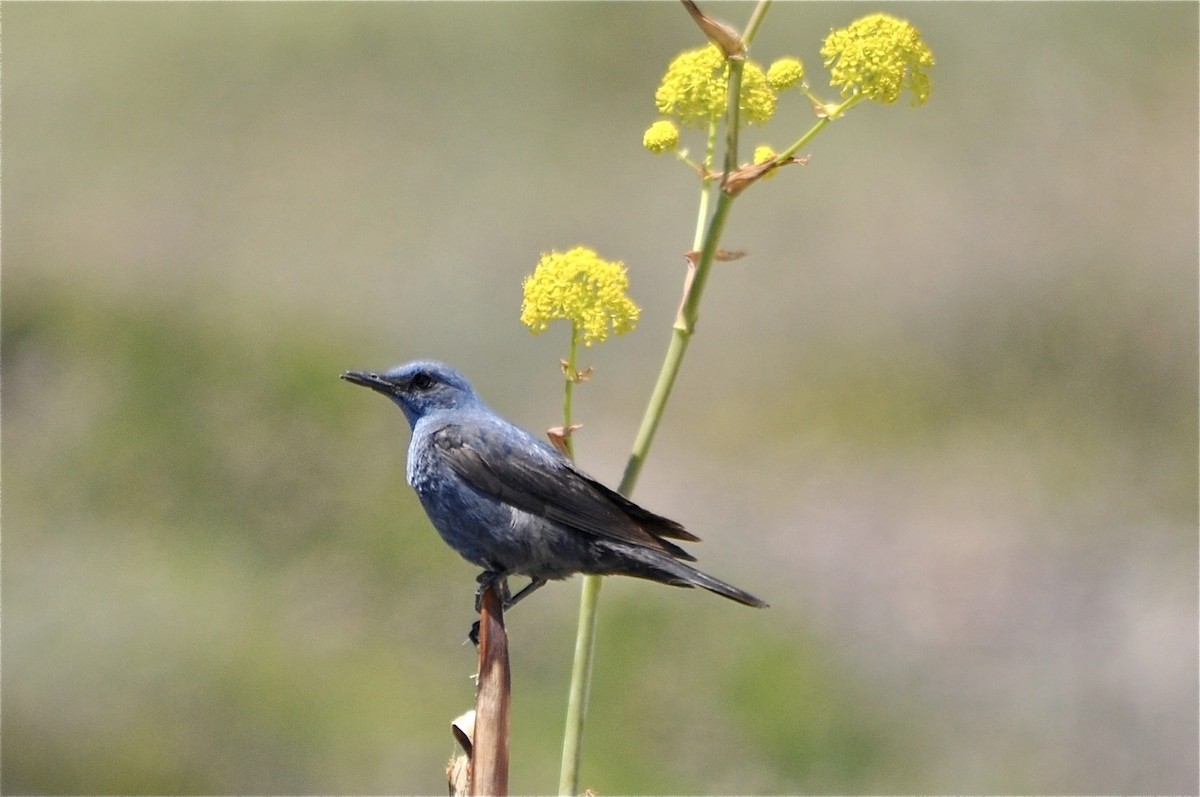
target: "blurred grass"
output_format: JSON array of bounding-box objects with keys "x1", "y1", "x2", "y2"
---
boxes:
[
  {"x1": 708, "y1": 265, "x2": 1197, "y2": 518},
  {"x1": 3, "y1": 283, "x2": 464, "y2": 792}
]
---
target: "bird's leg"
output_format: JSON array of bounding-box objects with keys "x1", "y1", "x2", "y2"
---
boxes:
[{"x1": 503, "y1": 577, "x2": 547, "y2": 610}]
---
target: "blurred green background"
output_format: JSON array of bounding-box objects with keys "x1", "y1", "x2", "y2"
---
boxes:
[{"x1": 3, "y1": 2, "x2": 1196, "y2": 794}]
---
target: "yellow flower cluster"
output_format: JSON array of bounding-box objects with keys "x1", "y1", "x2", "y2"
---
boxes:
[
  {"x1": 738, "y1": 60, "x2": 776, "y2": 125},
  {"x1": 820, "y1": 13, "x2": 934, "y2": 106},
  {"x1": 652, "y1": 44, "x2": 776, "y2": 130},
  {"x1": 520, "y1": 247, "x2": 641, "y2": 346}
]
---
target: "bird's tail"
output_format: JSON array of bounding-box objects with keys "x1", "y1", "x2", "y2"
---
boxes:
[
  {"x1": 624, "y1": 548, "x2": 769, "y2": 608},
  {"x1": 675, "y1": 562, "x2": 770, "y2": 608}
]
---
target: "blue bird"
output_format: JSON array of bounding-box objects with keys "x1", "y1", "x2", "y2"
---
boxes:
[{"x1": 341, "y1": 361, "x2": 767, "y2": 623}]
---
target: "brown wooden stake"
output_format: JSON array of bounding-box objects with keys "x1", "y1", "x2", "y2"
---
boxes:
[{"x1": 470, "y1": 584, "x2": 510, "y2": 796}]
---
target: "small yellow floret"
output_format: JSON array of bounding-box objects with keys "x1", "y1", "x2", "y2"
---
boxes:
[
  {"x1": 753, "y1": 145, "x2": 776, "y2": 164},
  {"x1": 642, "y1": 120, "x2": 680, "y2": 154},
  {"x1": 753, "y1": 146, "x2": 779, "y2": 179},
  {"x1": 520, "y1": 247, "x2": 640, "y2": 346},
  {"x1": 767, "y1": 57, "x2": 805, "y2": 90},
  {"x1": 821, "y1": 13, "x2": 935, "y2": 106}
]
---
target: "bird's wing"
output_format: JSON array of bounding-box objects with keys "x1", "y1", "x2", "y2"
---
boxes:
[{"x1": 430, "y1": 421, "x2": 700, "y2": 561}]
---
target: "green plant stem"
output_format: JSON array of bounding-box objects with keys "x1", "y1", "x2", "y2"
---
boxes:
[
  {"x1": 778, "y1": 116, "x2": 830, "y2": 162},
  {"x1": 561, "y1": 325, "x2": 580, "y2": 459},
  {"x1": 558, "y1": 6, "x2": 766, "y2": 792},
  {"x1": 742, "y1": 0, "x2": 772, "y2": 46},
  {"x1": 694, "y1": 123, "x2": 716, "y2": 249},
  {"x1": 556, "y1": 323, "x2": 591, "y2": 797},
  {"x1": 720, "y1": 58, "x2": 745, "y2": 193},
  {"x1": 621, "y1": 188, "x2": 736, "y2": 493},
  {"x1": 557, "y1": 572, "x2": 602, "y2": 795},
  {"x1": 558, "y1": 105, "x2": 741, "y2": 797},
  {"x1": 772, "y1": 93, "x2": 859, "y2": 168}
]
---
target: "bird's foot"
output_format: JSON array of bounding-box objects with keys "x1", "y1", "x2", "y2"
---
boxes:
[
  {"x1": 474, "y1": 570, "x2": 511, "y2": 613},
  {"x1": 467, "y1": 573, "x2": 549, "y2": 645}
]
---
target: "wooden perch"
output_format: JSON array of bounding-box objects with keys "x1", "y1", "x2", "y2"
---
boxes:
[{"x1": 470, "y1": 583, "x2": 510, "y2": 796}]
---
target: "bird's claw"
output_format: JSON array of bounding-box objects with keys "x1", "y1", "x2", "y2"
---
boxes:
[
  {"x1": 474, "y1": 570, "x2": 511, "y2": 612},
  {"x1": 467, "y1": 573, "x2": 550, "y2": 644}
]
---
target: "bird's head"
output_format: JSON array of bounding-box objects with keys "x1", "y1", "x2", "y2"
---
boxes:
[{"x1": 341, "y1": 360, "x2": 483, "y2": 427}]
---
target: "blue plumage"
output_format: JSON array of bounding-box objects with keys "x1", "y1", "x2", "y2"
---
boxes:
[{"x1": 342, "y1": 360, "x2": 767, "y2": 612}]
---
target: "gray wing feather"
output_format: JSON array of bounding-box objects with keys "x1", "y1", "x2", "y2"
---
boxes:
[{"x1": 430, "y1": 423, "x2": 699, "y2": 561}]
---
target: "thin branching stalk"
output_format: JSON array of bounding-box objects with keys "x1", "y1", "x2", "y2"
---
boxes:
[
  {"x1": 557, "y1": 573, "x2": 602, "y2": 794},
  {"x1": 561, "y1": 324, "x2": 580, "y2": 459},
  {"x1": 557, "y1": 5, "x2": 769, "y2": 794},
  {"x1": 556, "y1": 321, "x2": 596, "y2": 796},
  {"x1": 554, "y1": 2, "x2": 937, "y2": 791},
  {"x1": 741, "y1": 0, "x2": 772, "y2": 46}
]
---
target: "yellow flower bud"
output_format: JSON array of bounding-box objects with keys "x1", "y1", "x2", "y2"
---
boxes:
[
  {"x1": 753, "y1": 145, "x2": 779, "y2": 180},
  {"x1": 767, "y1": 57, "x2": 805, "y2": 90},
  {"x1": 642, "y1": 120, "x2": 680, "y2": 154}
]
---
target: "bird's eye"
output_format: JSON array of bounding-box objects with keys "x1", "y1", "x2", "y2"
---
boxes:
[{"x1": 411, "y1": 372, "x2": 434, "y2": 390}]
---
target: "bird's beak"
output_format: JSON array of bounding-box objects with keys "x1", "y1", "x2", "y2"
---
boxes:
[{"x1": 341, "y1": 370, "x2": 395, "y2": 394}]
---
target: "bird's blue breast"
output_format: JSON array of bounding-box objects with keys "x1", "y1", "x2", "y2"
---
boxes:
[
  {"x1": 406, "y1": 415, "x2": 553, "y2": 573},
  {"x1": 403, "y1": 410, "x2": 595, "y2": 578},
  {"x1": 407, "y1": 434, "x2": 491, "y2": 568}
]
